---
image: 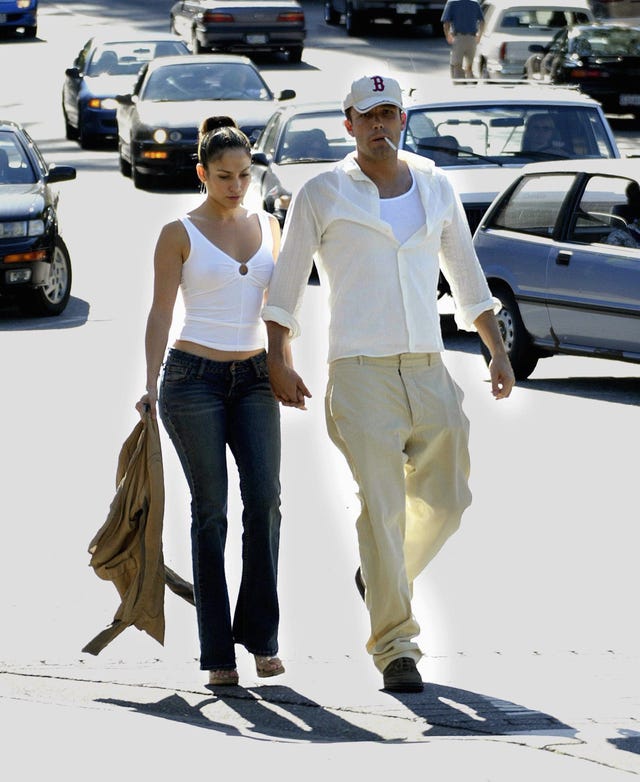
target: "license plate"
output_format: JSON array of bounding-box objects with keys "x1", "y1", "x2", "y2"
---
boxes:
[
  {"x1": 620, "y1": 94, "x2": 640, "y2": 106},
  {"x1": 246, "y1": 34, "x2": 267, "y2": 44},
  {"x1": 396, "y1": 3, "x2": 417, "y2": 12}
]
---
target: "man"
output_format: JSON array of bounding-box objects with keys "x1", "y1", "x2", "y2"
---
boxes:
[
  {"x1": 441, "y1": 0, "x2": 485, "y2": 79},
  {"x1": 263, "y1": 75, "x2": 514, "y2": 693},
  {"x1": 521, "y1": 113, "x2": 567, "y2": 156}
]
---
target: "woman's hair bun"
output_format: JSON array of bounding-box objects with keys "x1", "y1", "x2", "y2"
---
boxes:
[{"x1": 199, "y1": 116, "x2": 239, "y2": 136}]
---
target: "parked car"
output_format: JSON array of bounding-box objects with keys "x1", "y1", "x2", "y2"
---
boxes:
[
  {"x1": 249, "y1": 102, "x2": 355, "y2": 225},
  {"x1": 401, "y1": 83, "x2": 620, "y2": 236},
  {"x1": 116, "y1": 55, "x2": 295, "y2": 189},
  {"x1": 323, "y1": 0, "x2": 445, "y2": 36},
  {"x1": 474, "y1": 158, "x2": 640, "y2": 378},
  {"x1": 475, "y1": 0, "x2": 594, "y2": 79},
  {"x1": 62, "y1": 32, "x2": 189, "y2": 148},
  {"x1": 525, "y1": 23, "x2": 640, "y2": 119},
  {"x1": 169, "y1": 0, "x2": 305, "y2": 61},
  {"x1": 0, "y1": 0, "x2": 37, "y2": 38},
  {"x1": 0, "y1": 120, "x2": 76, "y2": 316}
]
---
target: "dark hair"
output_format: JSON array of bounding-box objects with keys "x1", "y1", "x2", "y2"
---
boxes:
[{"x1": 198, "y1": 116, "x2": 251, "y2": 167}]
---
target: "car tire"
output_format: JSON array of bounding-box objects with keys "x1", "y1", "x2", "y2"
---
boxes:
[
  {"x1": 345, "y1": 4, "x2": 363, "y2": 36},
  {"x1": 191, "y1": 28, "x2": 205, "y2": 54},
  {"x1": 324, "y1": 1, "x2": 340, "y2": 24},
  {"x1": 78, "y1": 118, "x2": 95, "y2": 150},
  {"x1": 24, "y1": 26, "x2": 37, "y2": 39},
  {"x1": 118, "y1": 142, "x2": 132, "y2": 177},
  {"x1": 481, "y1": 286, "x2": 539, "y2": 380},
  {"x1": 132, "y1": 165, "x2": 153, "y2": 190},
  {"x1": 63, "y1": 106, "x2": 78, "y2": 141},
  {"x1": 288, "y1": 46, "x2": 303, "y2": 63},
  {"x1": 20, "y1": 237, "x2": 72, "y2": 317}
]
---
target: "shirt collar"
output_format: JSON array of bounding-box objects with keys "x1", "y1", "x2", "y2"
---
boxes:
[{"x1": 341, "y1": 149, "x2": 436, "y2": 182}]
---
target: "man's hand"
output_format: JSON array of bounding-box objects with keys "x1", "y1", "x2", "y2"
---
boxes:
[
  {"x1": 488, "y1": 353, "x2": 515, "y2": 399},
  {"x1": 267, "y1": 356, "x2": 311, "y2": 409}
]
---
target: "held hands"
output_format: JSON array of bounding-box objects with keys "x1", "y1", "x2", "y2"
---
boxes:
[{"x1": 267, "y1": 356, "x2": 312, "y2": 410}]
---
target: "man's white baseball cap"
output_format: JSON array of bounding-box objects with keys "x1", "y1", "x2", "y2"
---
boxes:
[{"x1": 343, "y1": 75, "x2": 403, "y2": 113}]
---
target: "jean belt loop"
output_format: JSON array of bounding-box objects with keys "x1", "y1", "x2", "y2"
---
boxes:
[{"x1": 196, "y1": 356, "x2": 206, "y2": 379}]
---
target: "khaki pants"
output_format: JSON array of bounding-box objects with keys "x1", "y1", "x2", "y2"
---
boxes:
[
  {"x1": 325, "y1": 353, "x2": 472, "y2": 672},
  {"x1": 451, "y1": 34, "x2": 477, "y2": 79}
]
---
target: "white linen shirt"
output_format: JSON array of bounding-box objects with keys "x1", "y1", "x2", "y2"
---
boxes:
[{"x1": 262, "y1": 149, "x2": 499, "y2": 362}]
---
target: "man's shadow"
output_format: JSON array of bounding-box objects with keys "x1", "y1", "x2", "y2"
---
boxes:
[{"x1": 97, "y1": 681, "x2": 574, "y2": 743}]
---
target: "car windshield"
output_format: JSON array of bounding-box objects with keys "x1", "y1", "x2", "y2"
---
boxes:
[
  {"x1": 276, "y1": 112, "x2": 355, "y2": 163},
  {"x1": 498, "y1": 8, "x2": 591, "y2": 32},
  {"x1": 571, "y1": 27, "x2": 640, "y2": 57},
  {"x1": 141, "y1": 63, "x2": 271, "y2": 102},
  {"x1": 86, "y1": 41, "x2": 187, "y2": 76},
  {"x1": 403, "y1": 104, "x2": 616, "y2": 166},
  {"x1": 0, "y1": 132, "x2": 36, "y2": 185}
]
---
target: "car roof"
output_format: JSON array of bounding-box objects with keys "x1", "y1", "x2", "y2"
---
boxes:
[
  {"x1": 483, "y1": 0, "x2": 592, "y2": 7},
  {"x1": 87, "y1": 32, "x2": 187, "y2": 45},
  {"x1": 404, "y1": 81, "x2": 602, "y2": 108},
  {"x1": 521, "y1": 159, "x2": 640, "y2": 178},
  {"x1": 145, "y1": 54, "x2": 255, "y2": 71},
  {"x1": 0, "y1": 119, "x2": 23, "y2": 133}
]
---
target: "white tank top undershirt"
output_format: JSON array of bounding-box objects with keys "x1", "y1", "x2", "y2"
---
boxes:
[
  {"x1": 379, "y1": 174, "x2": 426, "y2": 244},
  {"x1": 178, "y1": 211, "x2": 275, "y2": 351}
]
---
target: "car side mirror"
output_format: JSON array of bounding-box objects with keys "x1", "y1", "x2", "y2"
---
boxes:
[
  {"x1": 528, "y1": 44, "x2": 545, "y2": 53},
  {"x1": 65, "y1": 67, "x2": 81, "y2": 79},
  {"x1": 251, "y1": 151, "x2": 272, "y2": 166},
  {"x1": 116, "y1": 94, "x2": 135, "y2": 105},
  {"x1": 45, "y1": 165, "x2": 77, "y2": 184},
  {"x1": 277, "y1": 89, "x2": 296, "y2": 101}
]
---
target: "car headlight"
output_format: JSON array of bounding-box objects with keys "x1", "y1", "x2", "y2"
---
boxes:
[
  {"x1": 17, "y1": 0, "x2": 32, "y2": 8},
  {"x1": 0, "y1": 219, "x2": 45, "y2": 239},
  {"x1": 87, "y1": 98, "x2": 119, "y2": 110},
  {"x1": 153, "y1": 128, "x2": 169, "y2": 144}
]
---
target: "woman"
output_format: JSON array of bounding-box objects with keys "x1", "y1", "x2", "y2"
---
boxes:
[{"x1": 136, "y1": 116, "x2": 284, "y2": 686}]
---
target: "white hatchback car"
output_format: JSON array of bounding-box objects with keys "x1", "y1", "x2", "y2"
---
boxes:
[{"x1": 475, "y1": 0, "x2": 594, "y2": 79}]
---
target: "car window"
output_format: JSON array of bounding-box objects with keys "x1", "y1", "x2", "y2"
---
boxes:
[
  {"x1": 257, "y1": 112, "x2": 283, "y2": 158},
  {"x1": 498, "y1": 8, "x2": 590, "y2": 31},
  {"x1": 488, "y1": 173, "x2": 575, "y2": 236},
  {"x1": 572, "y1": 27, "x2": 640, "y2": 57},
  {"x1": 0, "y1": 132, "x2": 36, "y2": 185},
  {"x1": 569, "y1": 175, "x2": 640, "y2": 246},
  {"x1": 403, "y1": 105, "x2": 616, "y2": 165},
  {"x1": 86, "y1": 41, "x2": 187, "y2": 77},
  {"x1": 276, "y1": 113, "x2": 355, "y2": 163},
  {"x1": 141, "y1": 63, "x2": 270, "y2": 102}
]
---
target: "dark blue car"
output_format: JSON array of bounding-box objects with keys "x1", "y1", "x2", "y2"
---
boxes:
[
  {"x1": 0, "y1": 0, "x2": 37, "y2": 38},
  {"x1": 0, "y1": 120, "x2": 76, "y2": 316},
  {"x1": 62, "y1": 32, "x2": 189, "y2": 148}
]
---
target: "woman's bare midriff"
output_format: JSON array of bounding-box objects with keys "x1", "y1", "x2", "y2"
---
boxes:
[{"x1": 173, "y1": 339, "x2": 264, "y2": 363}]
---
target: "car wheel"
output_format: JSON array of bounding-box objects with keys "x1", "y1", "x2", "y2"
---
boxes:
[
  {"x1": 481, "y1": 287, "x2": 539, "y2": 380},
  {"x1": 288, "y1": 46, "x2": 303, "y2": 63},
  {"x1": 345, "y1": 3, "x2": 363, "y2": 35},
  {"x1": 324, "y1": 1, "x2": 340, "y2": 24},
  {"x1": 78, "y1": 118, "x2": 95, "y2": 150},
  {"x1": 20, "y1": 237, "x2": 72, "y2": 317},
  {"x1": 191, "y1": 28, "x2": 205, "y2": 53},
  {"x1": 118, "y1": 142, "x2": 132, "y2": 177},
  {"x1": 132, "y1": 165, "x2": 153, "y2": 190},
  {"x1": 24, "y1": 25, "x2": 37, "y2": 39},
  {"x1": 63, "y1": 105, "x2": 78, "y2": 141}
]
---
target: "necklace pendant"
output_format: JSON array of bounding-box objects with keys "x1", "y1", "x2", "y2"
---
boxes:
[{"x1": 239, "y1": 263, "x2": 248, "y2": 276}]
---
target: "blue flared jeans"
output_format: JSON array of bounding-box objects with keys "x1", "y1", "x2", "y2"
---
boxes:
[{"x1": 159, "y1": 348, "x2": 281, "y2": 671}]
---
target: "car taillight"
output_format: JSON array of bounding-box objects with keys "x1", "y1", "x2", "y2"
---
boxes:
[
  {"x1": 203, "y1": 11, "x2": 234, "y2": 22},
  {"x1": 569, "y1": 69, "x2": 608, "y2": 78},
  {"x1": 277, "y1": 11, "x2": 305, "y2": 22},
  {"x1": 499, "y1": 42, "x2": 507, "y2": 61}
]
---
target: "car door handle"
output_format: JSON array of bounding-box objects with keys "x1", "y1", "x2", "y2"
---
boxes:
[{"x1": 556, "y1": 251, "x2": 572, "y2": 266}]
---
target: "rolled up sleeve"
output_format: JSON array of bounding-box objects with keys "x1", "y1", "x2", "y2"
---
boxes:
[{"x1": 262, "y1": 187, "x2": 320, "y2": 339}]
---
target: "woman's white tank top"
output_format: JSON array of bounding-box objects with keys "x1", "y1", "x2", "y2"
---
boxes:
[{"x1": 178, "y1": 210, "x2": 275, "y2": 351}]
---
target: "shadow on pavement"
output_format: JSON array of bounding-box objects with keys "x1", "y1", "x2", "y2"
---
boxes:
[
  {"x1": 0, "y1": 296, "x2": 89, "y2": 330},
  {"x1": 386, "y1": 682, "x2": 575, "y2": 738},
  {"x1": 443, "y1": 329, "x2": 640, "y2": 406},
  {"x1": 609, "y1": 729, "x2": 640, "y2": 756},
  {"x1": 96, "y1": 681, "x2": 574, "y2": 743}
]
